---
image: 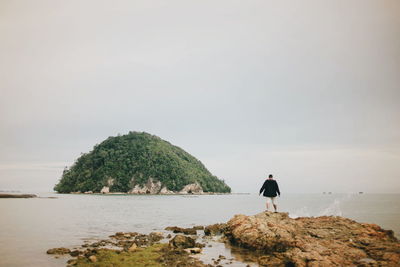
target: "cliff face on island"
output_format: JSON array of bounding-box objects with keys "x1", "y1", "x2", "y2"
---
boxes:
[
  {"x1": 54, "y1": 132, "x2": 230, "y2": 194},
  {"x1": 224, "y1": 212, "x2": 400, "y2": 266}
]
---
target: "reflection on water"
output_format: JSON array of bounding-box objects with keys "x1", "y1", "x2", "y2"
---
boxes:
[{"x1": 0, "y1": 193, "x2": 399, "y2": 267}]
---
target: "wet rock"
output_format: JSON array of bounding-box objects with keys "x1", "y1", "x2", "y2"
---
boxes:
[
  {"x1": 184, "y1": 247, "x2": 202, "y2": 254},
  {"x1": 110, "y1": 231, "x2": 138, "y2": 240},
  {"x1": 46, "y1": 247, "x2": 71, "y2": 255},
  {"x1": 165, "y1": 226, "x2": 197, "y2": 235},
  {"x1": 90, "y1": 242, "x2": 100, "y2": 247},
  {"x1": 69, "y1": 250, "x2": 81, "y2": 257},
  {"x1": 204, "y1": 223, "x2": 226, "y2": 236},
  {"x1": 195, "y1": 242, "x2": 205, "y2": 248},
  {"x1": 225, "y1": 212, "x2": 400, "y2": 266},
  {"x1": 169, "y1": 234, "x2": 196, "y2": 249}
]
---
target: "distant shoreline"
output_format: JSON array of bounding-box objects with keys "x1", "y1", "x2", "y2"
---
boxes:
[{"x1": 0, "y1": 193, "x2": 37, "y2": 198}]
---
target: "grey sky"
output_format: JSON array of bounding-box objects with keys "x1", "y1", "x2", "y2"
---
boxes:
[{"x1": 1, "y1": 0, "x2": 399, "y2": 193}]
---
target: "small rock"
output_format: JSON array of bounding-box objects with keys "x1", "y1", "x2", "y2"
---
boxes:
[
  {"x1": 165, "y1": 226, "x2": 197, "y2": 235},
  {"x1": 184, "y1": 247, "x2": 202, "y2": 254},
  {"x1": 169, "y1": 234, "x2": 196, "y2": 249},
  {"x1": 195, "y1": 242, "x2": 205, "y2": 248},
  {"x1": 88, "y1": 255, "x2": 97, "y2": 262},
  {"x1": 204, "y1": 223, "x2": 226, "y2": 236},
  {"x1": 149, "y1": 232, "x2": 164, "y2": 242},
  {"x1": 66, "y1": 259, "x2": 77, "y2": 266},
  {"x1": 46, "y1": 247, "x2": 71, "y2": 255},
  {"x1": 69, "y1": 250, "x2": 80, "y2": 257},
  {"x1": 128, "y1": 243, "x2": 138, "y2": 252}
]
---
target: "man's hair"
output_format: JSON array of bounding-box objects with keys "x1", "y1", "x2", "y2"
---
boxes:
[{"x1": 268, "y1": 174, "x2": 273, "y2": 178}]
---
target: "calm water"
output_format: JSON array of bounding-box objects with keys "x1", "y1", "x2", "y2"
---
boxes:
[{"x1": 0, "y1": 193, "x2": 399, "y2": 267}]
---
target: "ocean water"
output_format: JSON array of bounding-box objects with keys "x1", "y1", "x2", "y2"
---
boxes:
[{"x1": 0, "y1": 193, "x2": 399, "y2": 267}]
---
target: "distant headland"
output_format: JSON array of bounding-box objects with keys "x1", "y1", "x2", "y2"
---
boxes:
[{"x1": 54, "y1": 132, "x2": 231, "y2": 194}]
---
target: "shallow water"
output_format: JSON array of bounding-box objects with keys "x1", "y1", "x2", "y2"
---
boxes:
[{"x1": 0, "y1": 193, "x2": 399, "y2": 267}]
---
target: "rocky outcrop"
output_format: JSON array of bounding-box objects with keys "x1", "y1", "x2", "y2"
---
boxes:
[
  {"x1": 100, "y1": 187, "x2": 110, "y2": 193},
  {"x1": 179, "y1": 183, "x2": 203, "y2": 194},
  {"x1": 127, "y1": 179, "x2": 204, "y2": 195},
  {"x1": 129, "y1": 178, "x2": 162, "y2": 194},
  {"x1": 160, "y1": 186, "x2": 174, "y2": 194},
  {"x1": 225, "y1": 212, "x2": 400, "y2": 266},
  {"x1": 100, "y1": 178, "x2": 114, "y2": 193}
]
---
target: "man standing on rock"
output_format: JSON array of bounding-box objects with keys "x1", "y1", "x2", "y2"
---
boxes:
[{"x1": 259, "y1": 174, "x2": 280, "y2": 212}]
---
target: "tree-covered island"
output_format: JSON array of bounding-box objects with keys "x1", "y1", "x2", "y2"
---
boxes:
[{"x1": 54, "y1": 132, "x2": 231, "y2": 194}]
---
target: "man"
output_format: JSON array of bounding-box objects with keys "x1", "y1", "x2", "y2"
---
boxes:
[{"x1": 259, "y1": 174, "x2": 280, "y2": 212}]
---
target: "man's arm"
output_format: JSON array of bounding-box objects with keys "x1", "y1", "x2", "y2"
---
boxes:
[
  {"x1": 259, "y1": 181, "x2": 266, "y2": 195},
  {"x1": 275, "y1": 181, "x2": 280, "y2": 196}
]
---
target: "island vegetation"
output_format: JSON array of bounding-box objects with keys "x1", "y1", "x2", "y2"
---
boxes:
[{"x1": 54, "y1": 132, "x2": 231, "y2": 194}]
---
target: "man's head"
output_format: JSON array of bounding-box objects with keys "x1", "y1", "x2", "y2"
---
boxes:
[{"x1": 268, "y1": 174, "x2": 273, "y2": 179}]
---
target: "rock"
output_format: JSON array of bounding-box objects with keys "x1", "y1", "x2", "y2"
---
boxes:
[
  {"x1": 100, "y1": 178, "x2": 115, "y2": 193},
  {"x1": 258, "y1": 255, "x2": 285, "y2": 266},
  {"x1": 84, "y1": 191, "x2": 93, "y2": 194},
  {"x1": 66, "y1": 259, "x2": 78, "y2": 266},
  {"x1": 204, "y1": 223, "x2": 226, "y2": 236},
  {"x1": 225, "y1": 212, "x2": 400, "y2": 266},
  {"x1": 149, "y1": 232, "x2": 164, "y2": 242},
  {"x1": 184, "y1": 247, "x2": 202, "y2": 254},
  {"x1": 128, "y1": 243, "x2": 137, "y2": 252},
  {"x1": 169, "y1": 234, "x2": 196, "y2": 249},
  {"x1": 0, "y1": 193, "x2": 37, "y2": 198},
  {"x1": 179, "y1": 183, "x2": 203, "y2": 194},
  {"x1": 129, "y1": 178, "x2": 162, "y2": 194},
  {"x1": 88, "y1": 255, "x2": 97, "y2": 262},
  {"x1": 100, "y1": 186, "x2": 109, "y2": 194},
  {"x1": 134, "y1": 234, "x2": 150, "y2": 246},
  {"x1": 46, "y1": 247, "x2": 71, "y2": 255},
  {"x1": 165, "y1": 226, "x2": 197, "y2": 235},
  {"x1": 69, "y1": 250, "x2": 80, "y2": 257},
  {"x1": 195, "y1": 242, "x2": 205, "y2": 248},
  {"x1": 160, "y1": 186, "x2": 174, "y2": 194}
]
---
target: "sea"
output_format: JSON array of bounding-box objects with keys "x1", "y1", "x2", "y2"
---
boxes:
[{"x1": 0, "y1": 193, "x2": 399, "y2": 267}]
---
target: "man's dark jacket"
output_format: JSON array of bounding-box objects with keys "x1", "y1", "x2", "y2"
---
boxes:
[{"x1": 259, "y1": 179, "x2": 280, "y2": 197}]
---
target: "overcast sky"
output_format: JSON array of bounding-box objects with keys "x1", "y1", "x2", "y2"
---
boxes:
[{"x1": 0, "y1": 0, "x2": 399, "y2": 193}]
